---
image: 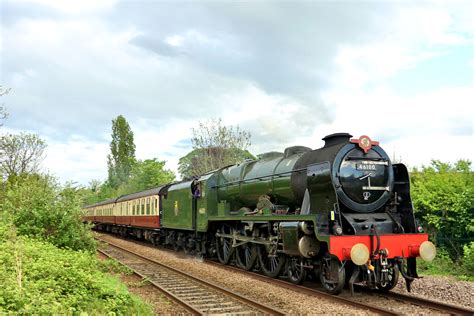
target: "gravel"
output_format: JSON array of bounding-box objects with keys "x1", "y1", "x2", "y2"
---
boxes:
[
  {"x1": 97, "y1": 251, "x2": 188, "y2": 315},
  {"x1": 97, "y1": 233, "x2": 474, "y2": 314},
  {"x1": 97, "y1": 233, "x2": 369, "y2": 315},
  {"x1": 393, "y1": 275, "x2": 474, "y2": 309},
  {"x1": 119, "y1": 273, "x2": 188, "y2": 315}
]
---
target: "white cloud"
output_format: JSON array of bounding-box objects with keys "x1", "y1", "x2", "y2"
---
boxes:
[
  {"x1": 133, "y1": 118, "x2": 194, "y2": 175},
  {"x1": 331, "y1": 3, "x2": 473, "y2": 90},
  {"x1": 2, "y1": 1, "x2": 473, "y2": 185},
  {"x1": 43, "y1": 135, "x2": 109, "y2": 185},
  {"x1": 469, "y1": 58, "x2": 474, "y2": 70},
  {"x1": 25, "y1": 0, "x2": 117, "y2": 14},
  {"x1": 318, "y1": 84, "x2": 474, "y2": 167},
  {"x1": 165, "y1": 35, "x2": 184, "y2": 47}
]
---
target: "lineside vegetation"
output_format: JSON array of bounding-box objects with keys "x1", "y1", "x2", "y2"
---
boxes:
[{"x1": 0, "y1": 102, "x2": 154, "y2": 313}]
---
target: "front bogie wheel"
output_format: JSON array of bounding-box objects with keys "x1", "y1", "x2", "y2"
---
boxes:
[{"x1": 320, "y1": 255, "x2": 345, "y2": 294}]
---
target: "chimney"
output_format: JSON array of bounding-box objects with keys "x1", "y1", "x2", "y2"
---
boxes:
[{"x1": 322, "y1": 133, "x2": 353, "y2": 147}]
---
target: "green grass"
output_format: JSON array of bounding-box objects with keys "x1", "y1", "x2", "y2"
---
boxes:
[
  {"x1": 0, "y1": 225, "x2": 153, "y2": 315},
  {"x1": 417, "y1": 247, "x2": 474, "y2": 282}
]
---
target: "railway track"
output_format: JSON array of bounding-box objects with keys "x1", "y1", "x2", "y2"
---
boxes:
[
  {"x1": 205, "y1": 259, "x2": 474, "y2": 315},
  {"x1": 96, "y1": 237, "x2": 285, "y2": 315},
  {"x1": 97, "y1": 233, "x2": 474, "y2": 315},
  {"x1": 203, "y1": 259, "x2": 398, "y2": 316},
  {"x1": 363, "y1": 288, "x2": 474, "y2": 315}
]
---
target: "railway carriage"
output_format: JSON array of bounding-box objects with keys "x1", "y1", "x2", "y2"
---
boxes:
[{"x1": 84, "y1": 133, "x2": 436, "y2": 294}]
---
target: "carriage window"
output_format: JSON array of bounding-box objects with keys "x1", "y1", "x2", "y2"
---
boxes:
[
  {"x1": 146, "y1": 198, "x2": 150, "y2": 215},
  {"x1": 141, "y1": 198, "x2": 145, "y2": 215}
]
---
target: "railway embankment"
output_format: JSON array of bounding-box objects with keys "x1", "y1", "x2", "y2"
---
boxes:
[
  {"x1": 0, "y1": 228, "x2": 154, "y2": 314},
  {"x1": 0, "y1": 173, "x2": 156, "y2": 315}
]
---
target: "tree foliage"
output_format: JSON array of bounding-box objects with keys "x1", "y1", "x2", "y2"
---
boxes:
[
  {"x1": 125, "y1": 158, "x2": 175, "y2": 192},
  {"x1": 179, "y1": 148, "x2": 255, "y2": 179},
  {"x1": 411, "y1": 159, "x2": 473, "y2": 259},
  {"x1": 178, "y1": 118, "x2": 253, "y2": 178},
  {"x1": 0, "y1": 85, "x2": 10, "y2": 125},
  {"x1": 2, "y1": 174, "x2": 96, "y2": 251},
  {"x1": 0, "y1": 133, "x2": 46, "y2": 180},
  {"x1": 107, "y1": 115, "x2": 136, "y2": 188},
  {"x1": 82, "y1": 159, "x2": 176, "y2": 205}
]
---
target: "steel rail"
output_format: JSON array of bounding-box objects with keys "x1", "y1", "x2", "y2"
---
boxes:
[
  {"x1": 209, "y1": 259, "x2": 474, "y2": 315},
  {"x1": 96, "y1": 237, "x2": 285, "y2": 315},
  {"x1": 203, "y1": 259, "x2": 398, "y2": 316},
  {"x1": 97, "y1": 247, "x2": 200, "y2": 315},
  {"x1": 376, "y1": 289, "x2": 474, "y2": 315},
  {"x1": 96, "y1": 233, "x2": 474, "y2": 315}
]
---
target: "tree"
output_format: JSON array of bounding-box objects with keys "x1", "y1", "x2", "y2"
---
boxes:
[
  {"x1": 121, "y1": 159, "x2": 175, "y2": 193},
  {"x1": 107, "y1": 115, "x2": 136, "y2": 188},
  {"x1": 178, "y1": 148, "x2": 255, "y2": 179},
  {"x1": 410, "y1": 159, "x2": 473, "y2": 260},
  {"x1": 0, "y1": 86, "x2": 10, "y2": 126},
  {"x1": 0, "y1": 133, "x2": 46, "y2": 180},
  {"x1": 81, "y1": 159, "x2": 176, "y2": 204},
  {"x1": 178, "y1": 118, "x2": 253, "y2": 178},
  {"x1": 2, "y1": 173, "x2": 96, "y2": 251}
]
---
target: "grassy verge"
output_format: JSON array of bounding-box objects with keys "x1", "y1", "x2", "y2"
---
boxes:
[
  {"x1": 417, "y1": 246, "x2": 474, "y2": 282},
  {"x1": 0, "y1": 225, "x2": 153, "y2": 315}
]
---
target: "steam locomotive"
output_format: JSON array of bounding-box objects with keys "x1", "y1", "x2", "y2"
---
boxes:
[{"x1": 84, "y1": 133, "x2": 436, "y2": 294}]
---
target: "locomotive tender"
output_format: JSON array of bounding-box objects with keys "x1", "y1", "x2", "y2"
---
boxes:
[{"x1": 84, "y1": 133, "x2": 436, "y2": 294}]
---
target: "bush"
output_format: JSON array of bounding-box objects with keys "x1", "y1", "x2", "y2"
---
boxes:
[
  {"x1": 411, "y1": 160, "x2": 473, "y2": 260},
  {"x1": 462, "y1": 242, "x2": 474, "y2": 277},
  {"x1": 417, "y1": 247, "x2": 474, "y2": 281},
  {"x1": 0, "y1": 228, "x2": 152, "y2": 314},
  {"x1": 2, "y1": 174, "x2": 96, "y2": 251}
]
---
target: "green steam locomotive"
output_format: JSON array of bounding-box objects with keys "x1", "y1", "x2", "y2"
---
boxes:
[{"x1": 84, "y1": 133, "x2": 435, "y2": 294}]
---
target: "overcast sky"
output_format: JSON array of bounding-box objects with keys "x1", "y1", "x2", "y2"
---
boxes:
[{"x1": 1, "y1": 0, "x2": 473, "y2": 185}]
